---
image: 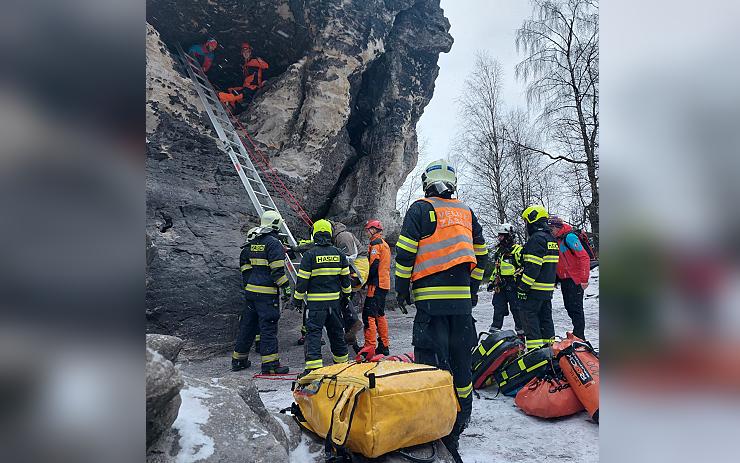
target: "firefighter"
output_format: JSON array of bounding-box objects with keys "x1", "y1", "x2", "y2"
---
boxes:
[
  {"x1": 232, "y1": 227, "x2": 260, "y2": 371},
  {"x1": 187, "y1": 38, "x2": 218, "y2": 73},
  {"x1": 487, "y1": 223, "x2": 524, "y2": 334},
  {"x1": 548, "y1": 216, "x2": 591, "y2": 340},
  {"x1": 232, "y1": 210, "x2": 291, "y2": 374},
  {"x1": 359, "y1": 219, "x2": 391, "y2": 357},
  {"x1": 329, "y1": 221, "x2": 366, "y2": 346},
  {"x1": 517, "y1": 205, "x2": 560, "y2": 351},
  {"x1": 290, "y1": 220, "x2": 351, "y2": 376},
  {"x1": 394, "y1": 159, "x2": 487, "y2": 463}
]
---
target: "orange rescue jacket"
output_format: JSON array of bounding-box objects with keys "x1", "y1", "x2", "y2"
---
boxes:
[
  {"x1": 411, "y1": 197, "x2": 476, "y2": 281},
  {"x1": 367, "y1": 232, "x2": 391, "y2": 295}
]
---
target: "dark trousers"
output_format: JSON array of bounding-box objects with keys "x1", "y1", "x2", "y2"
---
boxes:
[
  {"x1": 305, "y1": 301, "x2": 348, "y2": 366},
  {"x1": 520, "y1": 297, "x2": 555, "y2": 345},
  {"x1": 561, "y1": 278, "x2": 586, "y2": 339},
  {"x1": 234, "y1": 296, "x2": 281, "y2": 365},
  {"x1": 412, "y1": 306, "x2": 475, "y2": 443},
  {"x1": 341, "y1": 297, "x2": 360, "y2": 332},
  {"x1": 491, "y1": 288, "x2": 523, "y2": 331}
]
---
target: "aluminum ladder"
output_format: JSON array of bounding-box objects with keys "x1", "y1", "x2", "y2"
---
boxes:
[{"x1": 177, "y1": 44, "x2": 301, "y2": 285}]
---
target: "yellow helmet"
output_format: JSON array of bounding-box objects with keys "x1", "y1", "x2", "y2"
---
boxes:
[
  {"x1": 421, "y1": 159, "x2": 457, "y2": 195},
  {"x1": 521, "y1": 205, "x2": 549, "y2": 224},
  {"x1": 312, "y1": 219, "x2": 333, "y2": 239},
  {"x1": 260, "y1": 210, "x2": 284, "y2": 231}
]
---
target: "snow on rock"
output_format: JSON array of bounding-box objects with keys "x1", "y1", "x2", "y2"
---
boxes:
[
  {"x1": 172, "y1": 386, "x2": 214, "y2": 463},
  {"x1": 177, "y1": 271, "x2": 599, "y2": 462}
]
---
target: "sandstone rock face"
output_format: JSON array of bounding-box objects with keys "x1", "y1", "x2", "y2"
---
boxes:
[
  {"x1": 147, "y1": 376, "x2": 288, "y2": 463},
  {"x1": 146, "y1": 334, "x2": 185, "y2": 363},
  {"x1": 146, "y1": 1, "x2": 451, "y2": 354},
  {"x1": 146, "y1": 347, "x2": 184, "y2": 448}
]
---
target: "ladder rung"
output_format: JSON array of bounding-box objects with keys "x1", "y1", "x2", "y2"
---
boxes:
[{"x1": 254, "y1": 190, "x2": 270, "y2": 197}]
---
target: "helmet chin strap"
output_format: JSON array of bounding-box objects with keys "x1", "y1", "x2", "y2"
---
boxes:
[{"x1": 425, "y1": 181, "x2": 455, "y2": 197}]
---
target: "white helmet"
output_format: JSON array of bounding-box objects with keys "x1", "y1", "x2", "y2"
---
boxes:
[
  {"x1": 245, "y1": 226, "x2": 261, "y2": 242},
  {"x1": 260, "y1": 210, "x2": 284, "y2": 232},
  {"x1": 421, "y1": 159, "x2": 457, "y2": 196},
  {"x1": 496, "y1": 223, "x2": 514, "y2": 235}
]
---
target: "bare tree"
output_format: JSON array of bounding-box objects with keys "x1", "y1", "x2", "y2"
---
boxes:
[
  {"x1": 396, "y1": 137, "x2": 429, "y2": 217},
  {"x1": 457, "y1": 52, "x2": 510, "y2": 229},
  {"x1": 515, "y1": 0, "x2": 599, "y2": 245}
]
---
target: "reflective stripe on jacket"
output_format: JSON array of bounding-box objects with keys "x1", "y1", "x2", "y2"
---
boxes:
[
  {"x1": 411, "y1": 197, "x2": 476, "y2": 281},
  {"x1": 293, "y1": 233, "x2": 352, "y2": 303},
  {"x1": 244, "y1": 231, "x2": 288, "y2": 298}
]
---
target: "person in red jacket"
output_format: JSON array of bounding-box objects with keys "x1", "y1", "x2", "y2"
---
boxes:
[
  {"x1": 359, "y1": 219, "x2": 391, "y2": 357},
  {"x1": 549, "y1": 217, "x2": 591, "y2": 340},
  {"x1": 188, "y1": 38, "x2": 218, "y2": 73}
]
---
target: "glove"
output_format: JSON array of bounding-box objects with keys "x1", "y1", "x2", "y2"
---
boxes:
[
  {"x1": 280, "y1": 285, "x2": 293, "y2": 301},
  {"x1": 398, "y1": 303, "x2": 408, "y2": 315},
  {"x1": 289, "y1": 299, "x2": 303, "y2": 312},
  {"x1": 471, "y1": 292, "x2": 479, "y2": 307},
  {"x1": 486, "y1": 281, "x2": 494, "y2": 292}
]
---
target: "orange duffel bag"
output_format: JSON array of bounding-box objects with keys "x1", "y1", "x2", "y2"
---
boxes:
[
  {"x1": 515, "y1": 374, "x2": 585, "y2": 418},
  {"x1": 552, "y1": 333, "x2": 600, "y2": 423}
]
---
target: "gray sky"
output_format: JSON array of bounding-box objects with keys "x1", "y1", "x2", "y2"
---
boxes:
[{"x1": 417, "y1": 0, "x2": 532, "y2": 164}]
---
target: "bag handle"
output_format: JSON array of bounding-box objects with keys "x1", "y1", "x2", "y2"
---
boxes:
[{"x1": 329, "y1": 384, "x2": 364, "y2": 447}]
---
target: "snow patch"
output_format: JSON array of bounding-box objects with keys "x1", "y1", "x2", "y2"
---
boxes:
[
  {"x1": 172, "y1": 386, "x2": 215, "y2": 463},
  {"x1": 290, "y1": 434, "x2": 323, "y2": 463}
]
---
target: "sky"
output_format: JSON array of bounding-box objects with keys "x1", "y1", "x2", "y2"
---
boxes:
[{"x1": 416, "y1": 0, "x2": 533, "y2": 165}]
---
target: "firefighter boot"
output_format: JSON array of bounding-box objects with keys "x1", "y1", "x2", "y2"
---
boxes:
[
  {"x1": 261, "y1": 362, "x2": 290, "y2": 375},
  {"x1": 231, "y1": 358, "x2": 251, "y2": 372}
]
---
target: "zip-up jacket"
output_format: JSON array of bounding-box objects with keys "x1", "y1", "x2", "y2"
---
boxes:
[
  {"x1": 187, "y1": 44, "x2": 214, "y2": 72},
  {"x1": 394, "y1": 195, "x2": 487, "y2": 315},
  {"x1": 518, "y1": 222, "x2": 559, "y2": 300},
  {"x1": 242, "y1": 231, "x2": 289, "y2": 298},
  {"x1": 553, "y1": 223, "x2": 591, "y2": 285},
  {"x1": 367, "y1": 232, "x2": 391, "y2": 292},
  {"x1": 293, "y1": 232, "x2": 352, "y2": 303}
]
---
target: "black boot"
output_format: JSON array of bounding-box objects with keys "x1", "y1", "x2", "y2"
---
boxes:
[
  {"x1": 231, "y1": 358, "x2": 251, "y2": 372},
  {"x1": 376, "y1": 338, "x2": 390, "y2": 356},
  {"x1": 261, "y1": 363, "x2": 290, "y2": 375}
]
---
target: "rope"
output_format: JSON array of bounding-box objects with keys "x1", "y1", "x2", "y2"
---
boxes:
[{"x1": 223, "y1": 104, "x2": 314, "y2": 228}]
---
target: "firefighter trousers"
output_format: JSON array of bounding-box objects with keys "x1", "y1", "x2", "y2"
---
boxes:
[
  {"x1": 304, "y1": 301, "x2": 348, "y2": 369},
  {"x1": 561, "y1": 278, "x2": 586, "y2": 340},
  {"x1": 412, "y1": 305, "x2": 475, "y2": 443},
  {"x1": 234, "y1": 296, "x2": 281, "y2": 366},
  {"x1": 491, "y1": 288, "x2": 523, "y2": 331},
  {"x1": 520, "y1": 297, "x2": 555, "y2": 347}
]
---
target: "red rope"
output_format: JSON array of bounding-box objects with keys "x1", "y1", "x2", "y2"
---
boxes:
[{"x1": 223, "y1": 104, "x2": 314, "y2": 228}]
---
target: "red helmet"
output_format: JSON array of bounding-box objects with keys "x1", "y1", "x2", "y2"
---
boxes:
[
  {"x1": 205, "y1": 38, "x2": 218, "y2": 50},
  {"x1": 365, "y1": 219, "x2": 383, "y2": 231},
  {"x1": 241, "y1": 42, "x2": 253, "y2": 51}
]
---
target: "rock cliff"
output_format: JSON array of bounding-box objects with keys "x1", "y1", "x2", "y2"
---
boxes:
[{"x1": 146, "y1": 0, "x2": 452, "y2": 354}]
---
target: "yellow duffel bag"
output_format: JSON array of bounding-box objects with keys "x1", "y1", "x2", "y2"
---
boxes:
[
  {"x1": 291, "y1": 361, "x2": 458, "y2": 458},
  {"x1": 350, "y1": 257, "x2": 369, "y2": 289}
]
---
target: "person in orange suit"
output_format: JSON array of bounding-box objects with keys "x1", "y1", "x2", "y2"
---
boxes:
[
  {"x1": 218, "y1": 42, "x2": 270, "y2": 112},
  {"x1": 358, "y1": 219, "x2": 392, "y2": 358}
]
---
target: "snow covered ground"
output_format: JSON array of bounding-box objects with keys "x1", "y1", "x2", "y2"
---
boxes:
[{"x1": 181, "y1": 268, "x2": 599, "y2": 462}]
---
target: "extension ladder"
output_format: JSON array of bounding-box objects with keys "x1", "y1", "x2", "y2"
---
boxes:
[{"x1": 176, "y1": 44, "x2": 302, "y2": 285}]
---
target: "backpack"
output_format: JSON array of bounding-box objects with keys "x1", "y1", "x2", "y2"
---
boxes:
[{"x1": 570, "y1": 229, "x2": 596, "y2": 259}]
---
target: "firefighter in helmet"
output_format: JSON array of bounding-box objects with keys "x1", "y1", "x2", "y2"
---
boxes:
[{"x1": 394, "y1": 159, "x2": 487, "y2": 463}]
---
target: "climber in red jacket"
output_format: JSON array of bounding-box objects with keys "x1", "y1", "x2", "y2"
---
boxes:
[
  {"x1": 549, "y1": 217, "x2": 591, "y2": 340},
  {"x1": 188, "y1": 38, "x2": 218, "y2": 73}
]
